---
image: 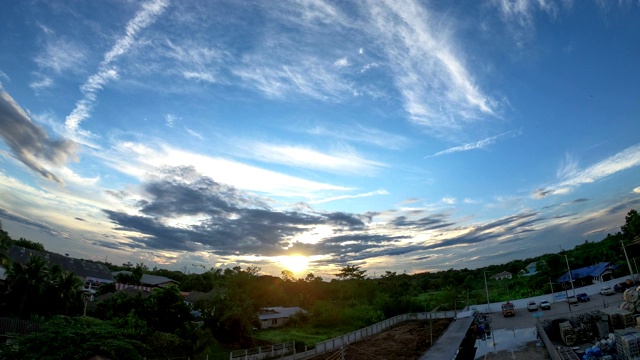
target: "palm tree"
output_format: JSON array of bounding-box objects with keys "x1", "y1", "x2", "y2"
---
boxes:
[
  {"x1": 0, "y1": 221, "x2": 12, "y2": 268},
  {"x1": 50, "y1": 270, "x2": 83, "y2": 315},
  {"x1": 5, "y1": 256, "x2": 50, "y2": 318}
]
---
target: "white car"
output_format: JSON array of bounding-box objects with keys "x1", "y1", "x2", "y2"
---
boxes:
[
  {"x1": 600, "y1": 286, "x2": 614, "y2": 296},
  {"x1": 540, "y1": 300, "x2": 551, "y2": 310},
  {"x1": 527, "y1": 301, "x2": 538, "y2": 311}
]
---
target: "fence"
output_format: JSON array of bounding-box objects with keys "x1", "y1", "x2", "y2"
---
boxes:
[
  {"x1": 229, "y1": 342, "x2": 295, "y2": 360},
  {"x1": 275, "y1": 310, "x2": 458, "y2": 360}
]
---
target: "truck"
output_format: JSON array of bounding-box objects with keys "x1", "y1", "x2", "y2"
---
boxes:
[{"x1": 501, "y1": 301, "x2": 515, "y2": 317}]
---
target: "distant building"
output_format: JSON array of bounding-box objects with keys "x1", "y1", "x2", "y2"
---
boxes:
[
  {"x1": 1, "y1": 246, "x2": 113, "y2": 286},
  {"x1": 112, "y1": 271, "x2": 179, "y2": 289},
  {"x1": 493, "y1": 271, "x2": 512, "y2": 281},
  {"x1": 556, "y1": 262, "x2": 619, "y2": 284},
  {"x1": 520, "y1": 262, "x2": 538, "y2": 276},
  {"x1": 258, "y1": 307, "x2": 307, "y2": 329}
]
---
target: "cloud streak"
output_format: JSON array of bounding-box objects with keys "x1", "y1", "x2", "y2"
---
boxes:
[
  {"x1": 534, "y1": 143, "x2": 640, "y2": 198},
  {"x1": 426, "y1": 129, "x2": 522, "y2": 158},
  {"x1": 64, "y1": 0, "x2": 169, "y2": 136},
  {"x1": 367, "y1": 0, "x2": 497, "y2": 133}
]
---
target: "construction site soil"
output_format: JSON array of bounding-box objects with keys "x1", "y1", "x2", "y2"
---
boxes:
[{"x1": 309, "y1": 319, "x2": 453, "y2": 360}]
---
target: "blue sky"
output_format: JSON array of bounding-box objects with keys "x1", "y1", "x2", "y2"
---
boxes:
[{"x1": 1, "y1": 0, "x2": 639, "y2": 279}]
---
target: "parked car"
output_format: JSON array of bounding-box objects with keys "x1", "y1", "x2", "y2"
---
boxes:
[
  {"x1": 527, "y1": 301, "x2": 538, "y2": 312},
  {"x1": 615, "y1": 281, "x2": 633, "y2": 293},
  {"x1": 540, "y1": 300, "x2": 551, "y2": 310},
  {"x1": 576, "y1": 293, "x2": 590, "y2": 302},
  {"x1": 600, "y1": 286, "x2": 614, "y2": 295},
  {"x1": 567, "y1": 295, "x2": 578, "y2": 304}
]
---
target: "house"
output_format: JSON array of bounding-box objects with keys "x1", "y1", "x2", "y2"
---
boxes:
[
  {"x1": 1, "y1": 246, "x2": 114, "y2": 287},
  {"x1": 112, "y1": 271, "x2": 179, "y2": 289},
  {"x1": 258, "y1": 307, "x2": 307, "y2": 329},
  {"x1": 520, "y1": 262, "x2": 538, "y2": 276},
  {"x1": 557, "y1": 262, "x2": 619, "y2": 285},
  {"x1": 493, "y1": 271, "x2": 512, "y2": 280}
]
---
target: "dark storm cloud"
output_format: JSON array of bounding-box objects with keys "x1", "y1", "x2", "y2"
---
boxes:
[
  {"x1": 392, "y1": 214, "x2": 453, "y2": 230},
  {"x1": 606, "y1": 198, "x2": 640, "y2": 216},
  {"x1": 413, "y1": 255, "x2": 433, "y2": 261},
  {"x1": 91, "y1": 239, "x2": 134, "y2": 251},
  {"x1": 533, "y1": 188, "x2": 555, "y2": 199},
  {"x1": 423, "y1": 212, "x2": 542, "y2": 250},
  {"x1": 0, "y1": 87, "x2": 77, "y2": 183},
  {"x1": 0, "y1": 208, "x2": 56, "y2": 235},
  {"x1": 103, "y1": 166, "x2": 368, "y2": 256}
]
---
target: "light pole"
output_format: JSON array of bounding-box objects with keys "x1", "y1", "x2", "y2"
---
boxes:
[
  {"x1": 484, "y1": 271, "x2": 491, "y2": 313},
  {"x1": 564, "y1": 255, "x2": 576, "y2": 298}
]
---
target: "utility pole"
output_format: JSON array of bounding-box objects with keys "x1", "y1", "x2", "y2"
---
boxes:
[
  {"x1": 484, "y1": 271, "x2": 491, "y2": 313},
  {"x1": 549, "y1": 278, "x2": 554, "y2": 302},
  {"x1": 564, "y1": 255, "x2": 576, "y2": 297},
  {"x1": 622, "y1": 241, "x2": 635, "y2": 283}
]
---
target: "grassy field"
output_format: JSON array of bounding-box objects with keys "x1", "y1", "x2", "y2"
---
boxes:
[{"x1": 254, "y1": 324, "x2": 357, "y2": 348}]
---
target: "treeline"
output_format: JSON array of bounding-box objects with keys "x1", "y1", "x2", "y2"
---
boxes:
[{"x1": 0, "y1": 210, "x2": 638, "y2": 359}]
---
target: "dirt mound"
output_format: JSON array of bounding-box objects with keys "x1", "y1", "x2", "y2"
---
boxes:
[{"x1": 311, "y1": 319, "x2": 453, "y2": 360}]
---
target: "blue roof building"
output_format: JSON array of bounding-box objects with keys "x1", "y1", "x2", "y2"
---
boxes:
[{"x1": 557, "y1": 262, "x2": 619, "y2": 284}]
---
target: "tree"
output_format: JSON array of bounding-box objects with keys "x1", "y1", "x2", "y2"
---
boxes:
[
  {"x1": 281, "y1": 269, "x2": 296, "y2": 282},
  {"x1": 13, "y1": 238, "x2": 46, "y2": 252},
  {"x1": 335, "y1": 265, "x2": 366, "y2": 280},
  {"x1": 622, "y1": 209, "x2": 640, "y2": 240},
  {"x1": 4, "y1": 256, "x2": 50, "y2": 318},
  {"x1": 0, "y1": 316, "x2": 145, "y2": 360},
  {"x1": 48, "y1": 269, "x2": 83, "y2": 316}
]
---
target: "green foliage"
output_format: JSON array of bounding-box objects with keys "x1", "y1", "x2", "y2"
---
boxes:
[
  {"x1": 622, "y1": 209, "x2": 640, "y2": 240},
  {"x1": 12, "y1": 238, "x2": 45, "y2": 252},
  {"x1": 0, "y1": 316, "x2": 145, "y2": 360},
  {"x1": 143, "y1": 286, "x2": 192, "y2": 333},
  {"x1": 335, "y1": 265, "x2": 366, "y2": 280},
  {"x1": 2, "y1": 256, "x2": 83, "y2": 318}
]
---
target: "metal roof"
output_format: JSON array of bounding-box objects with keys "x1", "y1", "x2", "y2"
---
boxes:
[
  {"x1": 556, "y1": 262, "x2": 618, "y2": 283},
  {"x1": 258, "y1": 307, "x2": 306, "y2": 320}
]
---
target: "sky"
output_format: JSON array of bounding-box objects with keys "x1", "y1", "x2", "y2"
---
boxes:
[{"x1": 0, "y1": 0, "x2": 639, "y2": 280}]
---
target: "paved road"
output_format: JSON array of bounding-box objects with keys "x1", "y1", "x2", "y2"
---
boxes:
[
  {"x1": 487, "y1": 292, "x2": 624, "y2": 330},
  {"x1": 473, "y1": 292, "x2": 625, "y2": 359}
]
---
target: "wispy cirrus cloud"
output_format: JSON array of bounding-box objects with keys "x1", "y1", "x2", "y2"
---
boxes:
[
  {"x1": 34, "y1": 38, "x2": 86, "y2": 75},
  {"x1": 366, "y1": 0, "x2": 498, "y2": 135},
  {"x1": 426, "y1": 129, "x2": 521, "y2": 158},
  {"x1": 491, "y1": 0, "x2": 567, "y2": 47},
  {"x1": 232, "y1": 56, "x2": 354, "y2": 102},
  {"x1": 64, "y1": 0, "x2": 169, "y2": 137},
  {"x1": 309, "y1": 189, "x2": 389, "y2": 205},
  {"x1": 240, "y1": 142, "x2": 387, "y2": 176},
  {"x1": 533, "y1": 143, "x2": 640, "y2": 198},
  {"x1": 305, "y1": 124, "x2": 409, "y2": 150},
  {"x1": 100, "y1": 139, "x2": 352, "y2": 199}
]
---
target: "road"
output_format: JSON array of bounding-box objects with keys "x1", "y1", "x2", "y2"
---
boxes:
[{"x1": 473, "y1": 292, "x2": 625, "y2": 359}]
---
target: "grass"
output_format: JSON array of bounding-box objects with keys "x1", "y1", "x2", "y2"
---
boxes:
[{"x1": 253, "y1": 324, "x2": 357, "y2": 348}]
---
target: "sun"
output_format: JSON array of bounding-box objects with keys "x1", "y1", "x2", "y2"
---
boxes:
[{"x1": 280, "y1": 255, "x2": 309, "y2": 274}]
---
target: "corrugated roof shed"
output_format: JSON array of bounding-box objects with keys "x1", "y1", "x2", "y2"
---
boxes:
[
  {"x1": 258, "y1": 307, "x2": 306, "y2": 320},
  {"x1": 557, "y1": 262, "x2": 618, "y2": 283}
]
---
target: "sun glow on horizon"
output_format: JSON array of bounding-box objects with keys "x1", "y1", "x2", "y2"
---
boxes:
[{"x1": 279, "y1": 255, "x2": 309, "y2": 274}]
